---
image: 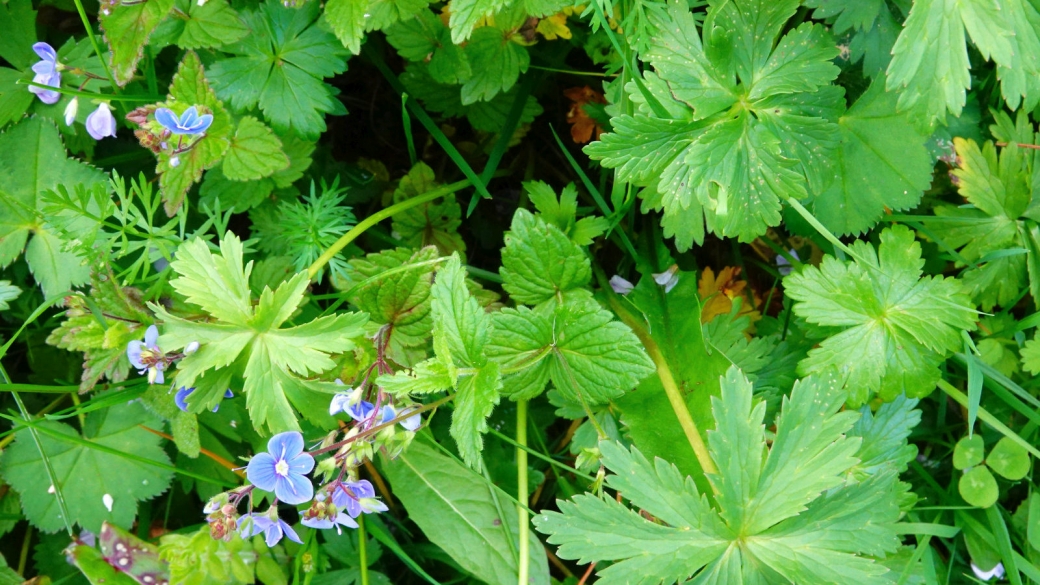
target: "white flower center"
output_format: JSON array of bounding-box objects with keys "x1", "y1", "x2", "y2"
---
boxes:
[{"x1": 275, "y1": 460, "x2": 290, "y2": 477}]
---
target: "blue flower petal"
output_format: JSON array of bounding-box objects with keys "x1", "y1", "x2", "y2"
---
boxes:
[
  {"x1": 126, "y1": 340, "x2": 145, "y2": 369},
  {"x1": 184, "y1": 113, "x2": 213, "y2": 135},
  {"x1": 154, "y1": 108, "x2": 180, "y2": 133},
  {"x1": 347, "y1": 480, "x2": 375, "y2": 499},
  {"x1": 32, "y1": 60, "x2": 55, "y2": 75},
  {"x1": 179, "y1": 106, "x2": 199, "y2": 128},
  {"x1": 224, "y1": 389, "x2": 235, "y2": 398},
  {"x1": 274, "y1": 470, "x2": 314, "y2": 505},
  {"x1": 346, "y1": 400, "x2": 374, "y2": 422},
  {"x1": 246, "y1": 452, "x2": 280, "y2": 492},
  {"x1": 151, "y1": 368, "x2": 165, "y2": 385},
  {"x1": 263, "y1": 522, "x2": 283, "y2": 547},
  {"x1": 32, "y1": 42, "x2": 56, "y2": 62},
  {"x1": 267, "y1": 431, "x2": 304, "y2": 460},
  {"x1": 175, "y1": 387, "x2": 193, "y2": 413},
  {"x1": 329, "y1": 393, "x2": 351, "y2": 416},
  {"x1": 399, "y1": 408, "x2": 421, "y2": 431},
  {"x1": 301, "y1": 516, "x2": 334, "y2": 530},
  {"x1": 280, "y1": 520, "x2": 303, "y2": 544},
  {"x1": 144, "y1": 324, "x2": 160, "y2": 348},
  {"x1": 379, "y1": 405, "x2": 395, "y2": 424},
  {"x1": 335, "y1": 513, "x2": 359, "y2": 529},
  {"x1": 288, "y1": 452, "x2": 315, "y2": 475}
]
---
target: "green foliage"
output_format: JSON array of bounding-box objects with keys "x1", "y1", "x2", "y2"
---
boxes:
[
  {"x1": 0, "y1": 117, "x2": 106, "y2": 296},
  {"x1": 500, "y1": 209, "x2": 591, "y2": 306},
  {"x1": 99, "y1": 0, "x2": 177, "y2": 86},
  {"x1": 0, "y1": 402, "x2": 174, "y2": 534},
  {"x1": 153, "y1": 232, "x2": 368, "y2": 432},
  {"x1": 785, "y1": 225, "x2": 977, "y2": 405},
  {"x1": 0, "y1": 280, "x2": 20, "y2": 310},
  {"x1": 536, "y1": 368, "x2": 908, "y2": 584},
  {"x1": 208, "y1": 2, "x2": 349, "y2": 139},
  {"x1": 151, "y1": 0, "x2": 249, "y2": 50},
  {"x1": 159, "y1": 528, "x2": 257, "y2": 585},
  {"x1": 390, "y1": 163, "x2": 466, "y2": 256}
]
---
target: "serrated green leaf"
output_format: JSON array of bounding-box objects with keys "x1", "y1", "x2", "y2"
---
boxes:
[
  {"x1": 154, "y1": 232, "x2": 368, "y2": 433},
  {"x1": 0, "y1": 402, "x2": 174, "y2": 534},
  {"x1": 66, "y1": 544, "x2": 140, "y2": 585},
  {"x1": 804, "y1": 0, "x2": 884, "y2": 33},
  {"x1": 960, "y1": 466, "x2": 999, "y2": 508},
  {"x1": 99, "y1": 521, "x2": 170, "y2": 583},
  {"x1": 0, "y1": 0, "x2": 35, "y2": 69},
  {"x1": 199, "y1": 165, "x2": 274, "y2": 213},
  {"x1": 536, "y1": 368, "x2": 904, "y2": 584},
  {"x1": 390, "y1": 163, "x2": 465, "y2": 256},
  {"x1": 448, "y1": 0, "x2": 509, "y2": 43},
  {"x1": 525, "y1": 181, "x2": 608, "y2": 246},
  {"x1": 0, "y1": 117, "x2": 105, "y2": 296},
  {"x1": 400, "y1": 62, "x2": 542, "y2": 132},
  {"x1": 487, "y1": 296, "x2": 654, "y2": 403},
  {"x1": 387, "y1": 11, "x2": 472, "y2": 85},
  {"x1": 785, "y1": 225, "x2": 977, "y2": 405},
  {"x1": 450, "y1": 360, "x2": 500, "y2": 468},
  {"x1": 154, "y1": 51, "x2": 233, "y2": 214},
  {"x1": 848, "y1": 394, "x2": 921, "y2": 479},
  {"x1": 459, "y1": 27, "x2": 528, "y2": 104},
  {"x1": 0, "y1": 280, "x2": 19, "y2": 310},
  {"x1": 954, "y1": 434, "x2": 986, "y2": 470},
  {"x1": 383, "y1": 440, "x2": 549, "y2": 585},
  {"x1": 365, "y1": 0, "x2": 429, "y2": 30},
  {"x1": 0, "y1": 67, "x2": 33, "y2": 128},
  {"x1": 810, "y1": 76, "x2": 933, "y2": 236},
  {"x1": 987, "y1": 437, "x2": 1030, "y2": 480},
  {"x1": 155, "y1": 0, "x2": 248, "y2": 49},
  {"x1": 159, "y1": 527, "x2": 256, "y2": 585},
  {"x1": 500, "y1": 208, "x2": 591, "y2": 306},
  {"x1": 209, "y1": 2, "x2": 349, "y2": 139},
  {"x1": 339, "y1": 246, "x2": 438, "y2": 348},
  {"x1": 98, "y1": 0, "x2": 176, "y2": 86},
  {"x1": 377, "y1": 357, "x2": 454, "y2": 395},
  {"x1": 221, "y1": 116, "x2": 289, "y2": 182},
  {"x1": 324, "y1": 0, "x2": 368, "y2": 54}
]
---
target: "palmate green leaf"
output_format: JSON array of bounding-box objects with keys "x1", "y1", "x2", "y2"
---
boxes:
[
  {"x1": 809, "y1": 76, "x2": 933, "y2": 236},
  {"x1": 785, "y1": 225, "x2": 977, "y2": 406},
  {"x1": 383, "y1": 440, "x2": 550, "y2": 585},
  {"x1": 486, "y1": 296, "x2": 654, "y2": 403},
  {"x1": 99, "y1": 0, "x2": 175, "y2": 85},
  {"x1": 927, "y1": 139, "x2": 1031, "y2": 310},
  {"x1": 387, "y1": 11, "x2": 472, "y2": 85},
  {"x1": 430, "y1": 254, "x2": 500, "y2": 468},
  {"x1": 0, "y1": 402, "x2": 174, "y2": 534},
  {"x1": 0, "y1": 117, "x2": 106, "y2": 296},
  {"x1": 209, "y1": 2, "x2": 348, "y2": 139},
  {"x1": 804, "y1": 0, "x2": 900, "y2": 77},
  {"x1": 536, "y1": 368, "x2": 904, "y2": 585},
  {"x1": 587, "y1": 0, "x2": 842, "y2": 247},
  {"x1": 613, "y1": 271, "x2": 732, "y2": 494},
  {"x1": 500, "y1": 209, "x2": 591, "y2": 306},
  {"x1": 887, "y1": 0, "x2": 1040, "y2": 128},
  {"x1": 324, "y1": 0, "x2": 368, "y2": 54},
  {"x1": 155, "y1": 51, "x2": 233, "y2": 215},
  {"x1": 221, "y1": 116, "x2": 289, "y2": 182},
  {"x1": 390, "y1": 163, "x2": 466, "y2": 256},
  {"x1": 460, "y1": 26, "x2": 529, "y2": 104},
  {"x1": 154, "y1": 232, "x2": 368, "y2": 433},
  {"x1": 525, "y1": 181, "x2": 608, "y2": 246},
  {"x1": 151, "y1": 0, "x2": 248, "y2": 50}
]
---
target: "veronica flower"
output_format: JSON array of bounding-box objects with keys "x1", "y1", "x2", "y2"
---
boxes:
[
  {"x1": 776, "y1": 250, "x2": 800, "y2": 277},
  {"x1": 335, "y1": 480, "x2": 388, "y2": 518},
  {"x1": 126, "y1": 325, "x2": 165, "y2": 384},
  {"x1": 28, "y1": 42, "x2": 61, "y2": 104},
  {"x1": 652, "y1": 265, "x2": 680, "y2": 293},
  {"x1": 175, "y1": 387, "x2": 234, "y2": 413},
  {"x1": 300, "y1": 491, "x2": 359, "y2": 534},
  {"x1": 238, "y1": 512, "x2": 302, "y2": 548},
  {"x1": 154, "y1": 106, "x2": 213, "y2": 135},
  {"x1": 346, "y1": 400, "x2": 375, "y2": 422},
  {"x1": 86, "y1": 103, "x2": 117, "y2": 140},
  {"x1": 609, "y1": 275, "x2": 635, "y2": 295},
  {"x1": 329, "y1": 388, "x2": 375, "y2": 422},
  {"x1": 379, "y1": 405, "x2": 421, "y2": 431},
  {"x1": 246, "y1": 432, "x2": 315, "y2": 505}
]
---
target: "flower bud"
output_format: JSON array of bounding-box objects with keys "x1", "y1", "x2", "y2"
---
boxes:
[
  {"x1": 64, "y1": 97, "x2": 78, "y2": 126},
  {"x1": 183, "y1": 341, "x2": 200, "y2": 355}
]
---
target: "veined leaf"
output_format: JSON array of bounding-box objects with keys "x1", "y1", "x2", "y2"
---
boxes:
[
  {"x1": 500, "y1": 208, "x2": 591, "y2": 307},
  {"x1": 99, "y1": 0, "x2": 176, "y2": 86}
]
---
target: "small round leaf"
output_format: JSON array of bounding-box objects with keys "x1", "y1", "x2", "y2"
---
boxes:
[
  {"x1": 954, "y1": 435, "x2": 986, "y2": 470},
  {"x1": 960, "y1": 466, "x2": 999, "y2": 508},
  {"x1": 987, "y1": 437, "x2": 1030, "y2": 480}
]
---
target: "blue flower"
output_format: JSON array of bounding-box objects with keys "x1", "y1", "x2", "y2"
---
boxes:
[
  {"x1": 300, "y1": 492, "x2": 359, "y2": 534},
  {"x1": 246, "y1": 432, "x2": 315, "y2": 505},
  {"x1": 28, "y1": 42, "x2": 60, "y2": 105},
  {"x1": 379, "y1": 405, "x2": 421, "y2": 431},
  {"x1": 175, "y1": 387, "x2": 234, "y2": 413},
  {"x1": 86, "y1": 103, "x2": 117, "y2": 141},
  {"x1": 346, "y1": 400, "x2": 375, "y2": 422},
  {"x1": 238, "y1": 512, "x2": 302, "y2": 547},
  {"x1": 126, "y1": 325, "x2": 165, "y2": 384},
  {"x1": 154, "y1": 106, "x2": 213, "y2": 135},
  {"x1": 328, "y1": 392, "x2": 352, "y2": 416},
  {"x1": 335, "y1": 480, "x2": 388, "y2": 518},
  {"x1": 329, "y1": 390, "x2": 375, "y2": 422}
]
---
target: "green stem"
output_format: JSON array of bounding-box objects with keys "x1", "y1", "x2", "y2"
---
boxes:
[
  {"x1": 306, "y1": 178, "x2": 473, "y2": 280},
  {"x1": 517, "y1": 400, "x2": 530, "y2": 585},
  {"x1": 68, "y1": 0, "x2": 119, "y2": 94},
  {"x1": 19, "y1": 80, "x2": 155, "y2": 101},
  {"x1": 784, "y1": 197, "x2": 867, "y2": 263},
  {"x1": 938, "y1": 379, "x2": 1040, "y2": 459},
  {"x1": 358, "y1": 515, "x2": 369, "y2": 585}
]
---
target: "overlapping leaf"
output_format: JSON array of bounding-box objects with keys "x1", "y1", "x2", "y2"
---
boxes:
[
  {"x1": 785, "y1": 225, "x2": 977, "y2": 405},
  {"x1": 586, "y1": 0, "x2": 842, "y2": 247},
  {"x1": 153, "y1": 232, "x2": 368, "y2": 433},
  {"x1": 535, "y1": 368, "x2": 905, "y2": 584}
]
